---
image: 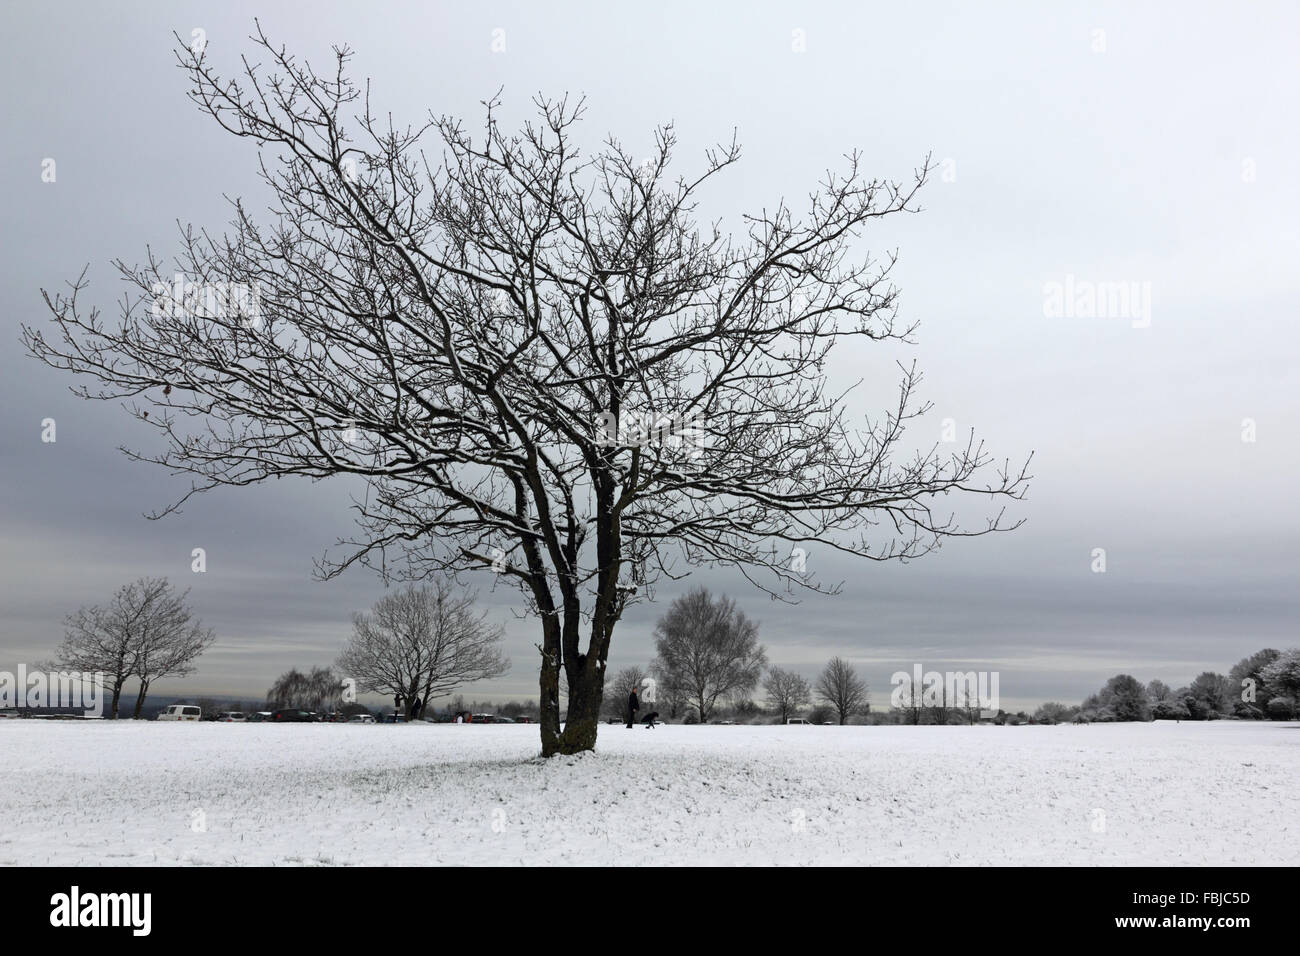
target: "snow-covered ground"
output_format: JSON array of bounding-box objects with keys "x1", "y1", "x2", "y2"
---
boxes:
[{"x1": 1, "y1": 720, "x2": 1295, "y2": 866}]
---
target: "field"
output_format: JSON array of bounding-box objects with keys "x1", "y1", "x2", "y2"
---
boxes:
[{"x1": 2, "y1": 720, "x2": 1295, "y2": 866}]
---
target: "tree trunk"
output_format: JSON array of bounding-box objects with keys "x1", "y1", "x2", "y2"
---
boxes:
[
  {"x1": 131, "y1": 681, "x2": 149, "y2": 719},
  {"x1": 538, "y1": 612, "x2": 565, "y2": 755},
  {"x1": 551, "y1": 663, "x2": 604, "y2": 755},
  {"x1": 109, "y1": 681, "x2": 123, "y2": 719}
]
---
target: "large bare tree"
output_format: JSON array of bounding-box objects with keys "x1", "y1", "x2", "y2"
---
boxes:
[
  {"x1": 23, "y1": 26, "x2": 1029, "y2": 754},
  {"x1": 57, "y1": 602, "x2": 134, "y2": 720},
  {"x1": 652, "y1": 588, "x2": 767, "y2": 723},
  {"x1": 337, "y1": 581, "x2": 508, "y2": 720},
  {"x1": 56, "y1": 577, "x2": 213, "y2": 719},
  {"x1": 816, "y1": 656, "x2": 868, "y2": 725},
  {"x1": 127, "y1": 581, "x2": 216, "y2": 718},
  {"x1": 764, "y1": 666, "x2": 812, "y2": 723}
]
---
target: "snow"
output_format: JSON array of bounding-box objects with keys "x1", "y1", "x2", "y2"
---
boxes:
[{"x1": 1, "y1": 720, "x2": 1295, "y2": 865}]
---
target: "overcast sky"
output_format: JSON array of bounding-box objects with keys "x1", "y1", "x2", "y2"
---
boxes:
[{"x1": 2, "y1": 1, "x2": 1297, "y2": 714}]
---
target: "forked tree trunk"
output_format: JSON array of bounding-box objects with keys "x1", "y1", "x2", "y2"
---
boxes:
[
  {"x1": 561, "y1": 667, "x2": 604, "y2": 754},
  {"x1": 538, "y1": 642, "x2": 608, "y2": 754},
  {"x1": 131, "y1": 681, "x2": 150, "y2": 719},
  {"x1": 542, "y1": 663, "x2": 606, "y2": 756}
]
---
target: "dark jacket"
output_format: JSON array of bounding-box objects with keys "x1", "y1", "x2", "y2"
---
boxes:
[{"x1": 628, "y1": 690, "x2": 640, "y2": 714}]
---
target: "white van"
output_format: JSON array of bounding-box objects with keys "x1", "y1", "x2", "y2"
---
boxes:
[
  {"x1": 157, "y1": 704, "x2": 202, "y2": 721},
  {"x1": 786, "y1": 717, "x2": 812, "y2": 725}
]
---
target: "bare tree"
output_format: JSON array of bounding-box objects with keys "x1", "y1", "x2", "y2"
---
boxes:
[
  {"x1": 337, "y1": 581, "x2": 508, "y2": 720},
  {"x1": 1146, "y1": 678, "x2": 1174, "y2": 703},
  {"x1": 23, "y1": 26, "x2": 1029, "y2": 754},
  {"x1": 903, "y1": 679, "x2": 922, "y2": 726},
  {"x1": 652, "y1": 588, "x2": 767, "y2": 723},
  {"x1": 650, "y1": 662, "x2": 689, "y2": 721},
  {"x1": 816, "y1": 657, "x2": 868, "y2": 725},
  {"x1": 764, "y1": 667, "x2": 811, "y2": 723},
  {"x1": 55, "y1": 577, "x2": 212, "y2": 718},
  {"x1": 604, "y1": 665, "x2": 646, "y2": 720},
  {"x1": 128, "y1": 583, "x2": 216, "y2": 718},
  {"x1": 934, "y1": 681, "x2": 951, "y2": 726},
  {"x1": 56, "y1": 603, "x2": 133, "y2": 720}
]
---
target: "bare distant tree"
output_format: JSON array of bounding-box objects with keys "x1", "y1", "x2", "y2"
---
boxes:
[
  {"x1": 24, "y1": 27, "x2": 1029, "y2": 753},
  {"x1": 764, "y1": 667, "x2": 811, "y2": 723},
  {"x1": 337, "y1": 581, "x2": 508, "y2": 720},
  {"x1": 55, "y1": 577, "x2": 213, "y2": 718},
  {"x1": 128, "y1": 583, "x2": 216, "y2": 718},
  {"x1": 267, "y1": 666, "x2": 344, "y2": 711},
  {"x1": 903, "y1": 679, "x2": 922, "y2": 726},
  {"x1": 816, "y1": 657, "x2": 868, "y2": 725},
  {"x1": 652, "y1": 588, "x2": 767, "y2": 723},
  {"x1": 650, "y1": 663, "x2": 689, "y2": 721},
  {"x1": 56, "y1": 603, "x2": 133, "y2": 719},
  {"x1": 195, "y1": 697, "x2": 223, "y2": 720},
  {"x1": 604, "y1": 666, "x2": 646, "y2": 720},
  {"x1": 1146, "y1": 678, "x2": 1174, "y2": 703}
]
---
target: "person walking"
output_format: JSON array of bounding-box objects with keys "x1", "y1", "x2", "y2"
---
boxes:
[{"x1": 626, "y1": 685, "x2": 639, "y2": 728}]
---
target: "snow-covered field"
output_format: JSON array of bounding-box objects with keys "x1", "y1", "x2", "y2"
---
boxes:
[{"x1": 1, "y1": 720, "x2": 1295, "y2": 866}]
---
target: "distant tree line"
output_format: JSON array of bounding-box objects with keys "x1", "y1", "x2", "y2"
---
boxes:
[
  {"x1": 598, "y1": 588, "x2": 871, "y2": 725},
  {"x1": 1030, "y1": 647, "x2": 1300, "y2": 724}
]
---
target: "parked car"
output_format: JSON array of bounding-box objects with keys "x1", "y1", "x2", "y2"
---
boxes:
[
  {"x1": 216, "y1": 711, "x2": 246, "y2": 722},
  {"x1": 246, "y1": 711, "x2": 273, "y2": 722},
  {"x1": 271, "y1": 709, "x2": 315, "y2": 722},
  {"x1": 471, "y1": 713, "x2": 499, "y2": 723},
  {"x1": 514, "y1": 716, "x2": 536, "y2": 724},
  {"x1": 157, "y1": 704, "x2": 202, "y2": 721},
  {"x1": 786, "y1": 717, "x2": 812, "y2": 725},
  {"x1": 347, "y1": 713, "x2": 376, "y2": 724},
  {"x1": 381, "y1": 713, "x2": 406, "y2": 724}
]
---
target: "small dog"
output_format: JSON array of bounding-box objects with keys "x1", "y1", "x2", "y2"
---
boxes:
[{"x1": 641, "y1": 711, "x2": 660, "y2": 728}]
